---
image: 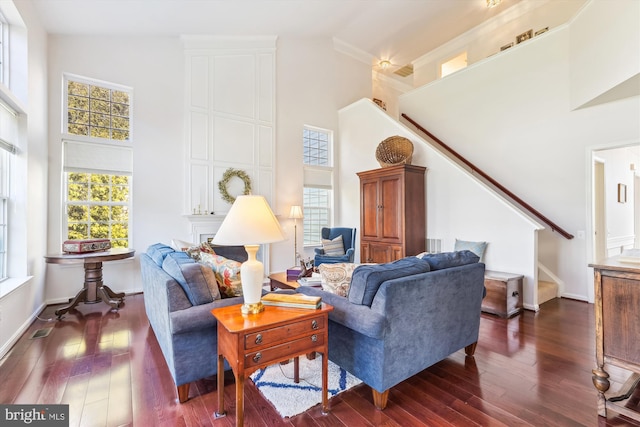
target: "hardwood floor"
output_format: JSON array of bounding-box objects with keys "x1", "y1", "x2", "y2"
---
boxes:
[{"x1": 1, "y1": 294, "x2": 639, "y2": 426}]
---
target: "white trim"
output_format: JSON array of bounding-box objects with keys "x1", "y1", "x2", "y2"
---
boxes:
[
  {"x1": 0, "y1": 300, "x2": 44, "y2": 359},
  {"x1": 0, "y1": 275, "x2": 31, "y2": 299},
  {"x1": 333, "y1": 37, "x2": 374, "y2": 66}
]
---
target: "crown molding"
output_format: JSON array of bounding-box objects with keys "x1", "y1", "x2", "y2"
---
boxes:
[{"x1": 333, "y1": 37, "x2": 375, "y2": 66}]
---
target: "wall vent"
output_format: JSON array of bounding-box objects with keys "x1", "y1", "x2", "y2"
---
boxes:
[
  {"x1": 426, "y1": 238, "x2": 442, "y2": 253},
  {"x1": 394, "y1": 64, "x2": 414, "y2": 77},
  {"x1": 30, "y1": 328, "x2": 53, "y2": 339}
]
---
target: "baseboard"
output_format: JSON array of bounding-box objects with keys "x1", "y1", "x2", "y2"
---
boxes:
[
  {"x1": 523, "y1": 303, "x2": 540, "y2": 312},
  {"x1": 0, "y1": 302, "x2": 47, "y2": 359}
]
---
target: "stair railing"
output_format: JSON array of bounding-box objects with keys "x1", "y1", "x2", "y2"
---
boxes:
[{"x1": 401, "y1": 113, "x2": 574, "y2": 240}]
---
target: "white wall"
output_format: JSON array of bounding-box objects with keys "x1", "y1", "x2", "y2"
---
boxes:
[
  {"x1": 569, "y1": 0, "x2": 640, "y2": 109},
  {"x1": 0, "y1": 0, "x2": 49, "y2": 357},
  {"x1": 337, "y1": 99, "x2": 543, "y2": 308},
  {"x1": 399, "y1": 16, "x2": 639, "y2": 302},
  {"x1": 596, "y1": 146, "x2": 639, "y2": 255},
  {"x1": 273, "y1": 37, "x2": 371, "y2": 268},
  {"x1": 46, "y1": 36, "x2": 185, "y2": 301}
]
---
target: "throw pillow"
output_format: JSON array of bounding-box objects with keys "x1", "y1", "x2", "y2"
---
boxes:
[
  {"x1": 420, "y1": 250, "x2": 480, "y2": 271},
  {"x1": 321, "y1": 235, "x2": 345, "y2": 256},
  {"x1": 200, "y1": 252, "x2": 243, "y2": 298},
  {"x1": 318, "y1": 263, "x2": 359, "y2": 297},
  {"x1": 185, "y1": 241, "x2": 217, "y2": 262},
  {"x1": 348, "y1": 257, "x2": 431, "y2": 307},
  {"x1": 170, "y1": 238, "x2": 196, "y2": 251},
  {"x1": 147, "y1": 243, "x2": 175, "y2": 266},
  {"x1": 161, "y1": 252, "x2": 215, "y2": 305},
  {"x1": 454, "y1": 239, "x2": 488, "y2": 262}
]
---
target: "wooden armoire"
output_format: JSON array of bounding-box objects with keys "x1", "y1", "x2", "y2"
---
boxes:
[{"x1": 357, "y1": 164, "x2": 426, "y2": 263}]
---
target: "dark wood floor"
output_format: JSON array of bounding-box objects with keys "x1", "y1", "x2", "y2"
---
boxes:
[{"x1": 1, "y1": 294, "x2": 639, "y2": 427}]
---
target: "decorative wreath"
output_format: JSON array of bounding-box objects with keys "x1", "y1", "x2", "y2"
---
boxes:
[{"x1": 218, "y1": 168, "x2": 252, "y2": 204}]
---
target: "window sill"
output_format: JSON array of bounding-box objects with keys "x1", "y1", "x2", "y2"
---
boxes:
[{"x1": 0, "y1": 276, "x2": 33, "y2": 299}]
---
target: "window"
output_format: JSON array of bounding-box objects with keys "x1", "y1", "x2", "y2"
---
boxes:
[
  {"x1": 302, "y1": 126, "x2": 333, "y2": 245},
  {"x1": 0, "y1": 98, "x2": 16, "y2": 281},
  {"x1": 0, "y1": 15, "x2": 5, "y2": 85},
  {"x1": 440, "y1": 51, "x2": 467, "y2": 78},
  {"x1": 63, "y1": 75, "x2": 133, "y2": 247}
]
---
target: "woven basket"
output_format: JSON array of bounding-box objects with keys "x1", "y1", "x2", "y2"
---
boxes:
[{"x1": 375, "y1": 136, "x2": 414, "y2": 167}]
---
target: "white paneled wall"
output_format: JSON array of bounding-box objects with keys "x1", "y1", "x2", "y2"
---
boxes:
[{"x1": 183, "y1": 37, "x2": 277, "y2": 217}]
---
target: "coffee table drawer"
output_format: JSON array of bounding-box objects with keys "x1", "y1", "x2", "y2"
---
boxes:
[
  {"x1": 244, "y1": 333, "x2": 325, "y2": 368},
  {"x1": 245, "y1": 316, "x2": 325, "y2": 349}
]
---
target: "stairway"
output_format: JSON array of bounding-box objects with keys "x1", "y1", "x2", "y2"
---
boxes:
[{"x1": 538, "y1": 280, "x2": 558, "y2": 305}]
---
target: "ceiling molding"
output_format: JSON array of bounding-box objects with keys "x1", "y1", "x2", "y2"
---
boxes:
[{"x1": 333, "y1": 37, "x2": 375, "y2": 66}]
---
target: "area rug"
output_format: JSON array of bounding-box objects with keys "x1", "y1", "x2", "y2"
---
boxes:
[{"x1": 249, "y1": 355, "x2": 362, "y2": 418}]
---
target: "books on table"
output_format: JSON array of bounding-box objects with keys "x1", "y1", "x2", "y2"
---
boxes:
[
  {"x1": 261, "y1": 292, "x2": 322, "y2": 309},
  {"x1": 297, "y1": 272, "x2": 322, "y2": 286}
]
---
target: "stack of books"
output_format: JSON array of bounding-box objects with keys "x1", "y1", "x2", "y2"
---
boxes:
[
  {"x1": 261, "y1": 293, "x2": 322, "y2": 309},
  {"x1": 286, "y1": 267, "x2": 302, "y2": 280}
]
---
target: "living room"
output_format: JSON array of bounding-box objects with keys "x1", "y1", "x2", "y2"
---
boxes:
[{"x1": 0, "y1": 0, "x2": 638, "y2": 424}]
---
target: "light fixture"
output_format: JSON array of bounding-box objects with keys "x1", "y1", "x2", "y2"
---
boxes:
[
  {"x1": 213, "y1": 195, "x2": 285, "y2": 315},
  {"x1": 378, "y1": 60, "x2": 392, "y2": 70},
  {"x1": 486, "y1": 0, "x2": 502, "y2": 8},
  {"x1": 288, "y1": 205, "x2": 304, "y2": 266}
]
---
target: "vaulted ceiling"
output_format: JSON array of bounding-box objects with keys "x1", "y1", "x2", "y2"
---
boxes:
[{"x1": 31, "y1": 0, "x2": 525, "y2": 68}]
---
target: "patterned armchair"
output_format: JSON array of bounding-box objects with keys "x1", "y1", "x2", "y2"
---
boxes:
[{"x1": 314, "y1": 227, "x2": 356, "y2": 266}]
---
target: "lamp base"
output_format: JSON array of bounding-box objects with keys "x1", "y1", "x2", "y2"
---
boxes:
[{"x1": 241, "y1": 301, "x2": 264, "y2": 315}]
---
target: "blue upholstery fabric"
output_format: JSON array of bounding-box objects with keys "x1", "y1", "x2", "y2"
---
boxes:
[
  {"x1": 314, "y1": 227, "x2": 356, "y2": 266},
  {"x1": 140, "y1": 247, "x2": 246, "y2": 399},
  {"x1": 298, "y1": 260, "x2": 486, "y2": 402},
  {"x1": 348, "y1": 257, "x2": 430, "y2": 306},
  {"x1": 420, "y1": 250, "x2": 479, "y2": 271},
  {"x1": 162, "y1": 252, "x2": 214, "y2": 306},
  {"x1": 147, "y1": 243, "x2": 175, "y2": 266}
]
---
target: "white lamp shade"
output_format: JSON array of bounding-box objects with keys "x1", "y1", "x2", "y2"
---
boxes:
[
  {"x1": 213, "y1": 195, "x2": 285, "y2": 246},
  {"x1": 289, "y1": 205, "x2": 304, "y2": 219}
]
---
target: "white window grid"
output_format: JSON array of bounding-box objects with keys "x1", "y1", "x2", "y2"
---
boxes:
[
  {"x1": 303, "y1": 127, "x2": 331, "y2": 166},
  {"x1": 303, "y1": 187, "x2": 331, "y2": 245}
]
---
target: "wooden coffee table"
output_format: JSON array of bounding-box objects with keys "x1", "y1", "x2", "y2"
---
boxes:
[{"x1": 211, "y1": 303, "x2": 333, "y2": 427}]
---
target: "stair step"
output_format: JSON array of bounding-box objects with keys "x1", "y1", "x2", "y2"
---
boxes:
[{"x1": 539, "y1": 280, "x2": 558, "y2": 305}]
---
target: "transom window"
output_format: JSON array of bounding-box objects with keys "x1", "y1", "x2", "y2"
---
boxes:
[{"x1": 66, "y1": 77, "x2": 131, "y2": 141}]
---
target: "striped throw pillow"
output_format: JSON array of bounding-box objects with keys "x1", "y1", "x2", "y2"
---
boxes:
[{"x1": 321, "y1": 235, "x2": 345, "y2": 256}]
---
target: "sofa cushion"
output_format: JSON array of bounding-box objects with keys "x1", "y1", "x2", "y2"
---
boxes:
[
  {"x1": 321, "y1": 235, "x2": 345, "y2": 256},
  {"x1": 348, "y1": 257, "x2": 431, "y2": 306},
  {"x1": 162, "y1": 252, "x2": 215, "y2": 305},
  {"x1": 454, "y1": 239, "x2": 488, "y2": 262},
  {"x1": 318, "y1": 262, "x2": 359, "y2": 297},
  {"x1": 200, "y1": 252, "x2": 243, "y2": 298},
  {"x1": 147, "y1": 243, "x2": 175, "y2": 266},
  {"x1": 420, "y1": 250, "x2": 480, "y2": 271}
]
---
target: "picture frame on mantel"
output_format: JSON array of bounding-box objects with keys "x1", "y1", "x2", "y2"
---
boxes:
[{"x1": 618, "y1": 183, "x2": 627, "y2": 203}]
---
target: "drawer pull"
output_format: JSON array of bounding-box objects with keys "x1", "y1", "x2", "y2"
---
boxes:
[
  {"x1": 311, "y1": 334, "x2": 318, "y2": 342},
  {"x1": 253, "y1": 352, "x2": 262, "y2": 363},
  {"x1": 255, "y1": 334, "x2": 263, "y2": 344},
  {"x1": 512, "y1": 291, "x2": 519, "y2": 297},
  {"x1": 311, "y1": 320, "x2": 318, "y2": 330}
]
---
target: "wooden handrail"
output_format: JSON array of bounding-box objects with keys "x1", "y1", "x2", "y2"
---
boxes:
[{"x1": 401, "y1": 113, "x2": 574, "y2": 240}]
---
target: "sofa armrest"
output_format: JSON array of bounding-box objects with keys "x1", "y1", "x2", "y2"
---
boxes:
[
  {"x1": 297, "y1": 286, "x2": 386, "y2": 339},
  {"x1": 314, "y1": 247, "x2": 326, "y2": 255},
  {"x1": 170, "y1": 296, "x2": 244, "y2": 335}
]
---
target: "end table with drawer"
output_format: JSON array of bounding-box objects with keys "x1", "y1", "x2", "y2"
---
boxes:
[{"x1": 211, "y1": 303, "x2": 334, "y2": 427}]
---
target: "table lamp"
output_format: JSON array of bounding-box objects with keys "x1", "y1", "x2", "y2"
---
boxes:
[
  {"x1": 288, "y1": 205, "x2": 304, "y2": 266},
  {"x1": 213, "y1": 195, "x2": 285, "y2": 314}
]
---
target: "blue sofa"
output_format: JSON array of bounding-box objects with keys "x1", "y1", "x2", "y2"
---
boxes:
[
  {"x1": 298, "y1": 251, "x2": 485, "y2": 409},
  {"x1": 140, "y1": 243, "x2": 247, "y2": 402}
]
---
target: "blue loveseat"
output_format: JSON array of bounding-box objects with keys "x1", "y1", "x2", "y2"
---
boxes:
[
  {"x1": 297, "y1": 251, "x2": 485, "y2": 409},
  {"x1": 140, "y1": 243, "x2": 247, "y2": 402}
]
